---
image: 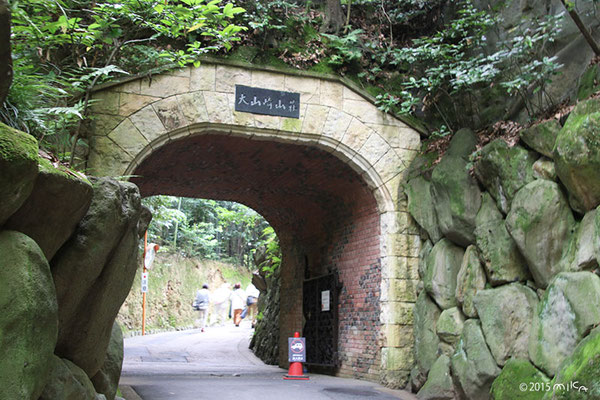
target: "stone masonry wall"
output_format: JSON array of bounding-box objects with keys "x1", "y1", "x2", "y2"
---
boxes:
[
  {"x1": 87, "y1": 60, "x2": 422, "y2": 387},
  {"x1": 407, "y1": 98, "x2": 600, "y2": 399}
]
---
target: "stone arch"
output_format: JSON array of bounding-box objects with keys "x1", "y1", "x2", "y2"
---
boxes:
[{"x1": 87, "y1": 60, "x2": 422, "y2": 386}]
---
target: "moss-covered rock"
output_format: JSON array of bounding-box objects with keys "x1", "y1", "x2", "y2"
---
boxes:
[
  {"x1": 406, "y1": 176, "x2": 442, "y2": 243},
  {"x1": 475, "y1": 193, "x2": 530, "y2": 285},
  {"x1": 52, "y1": 178, "x2": 144, "y2": 377},
  {"x1": 595, "y1": 205, "x2": 600, "y2": 267},
  {"x1": 490, "y1": 358, "x2": 549, "y2": 400},
  {"x1": 436, "y1": 307, "x2": 465, "y2": 345},
  {"x1": 0, "y1": 122, "x2": 39, "y2": 226},
  {"x1": 542, "y1": 327, "x2": 600, "y2": 399},
  {"x1": 456, "y1": 245, "x2": 487, "y2": 318},
  {"x1": 424, "y1": 239, "x2": 465, "y2": 310},
  {"x1": 564, "y1": 209, "x2": 598, "y2": 272},
  {"x1": 39, "y1": 356, "x2": 106, "y2": 400},
  {"x1": 446, "y1": 128, "x2": 478, "y2": 159},
  {"x1": 474, "y1": 140, "x2": 538, "y2": 214},
  {"x1": 5, "y1": 158, "x2": 93, "y2": 261},
  {"x1": 413, "y1": 291, "x2": 442, "y2": 389},
  {"x1": 576, "y1": 64, "x2": 600, "y2": 101},
  {"x1": 554, "y1": 97, "x2": 600, "y2": 213},
  {"x1": 533, "y1": 158, "x2": 557, "y2": 181},
  {"x1": 474, "y1": 283, "x2": 538, "y2": 366},
  {"x1": 417, "y1": 355, "x2": 456, "y2": 400},
  {"x1": 529, "y1": 272, "x2": 600, "y2": 377},
  {"x1": 418, "y1": 239, "x2": 433, "y2": 280},
  {"x1": 0, "y1": 230, "x2": 58, "y2": 400},
  {"x1": 505, "y1": 180, "x2": 576, "y2": 288},
  {"x1": 520, "y1": 120, "x2": 562, "y2": 159},
  {"x1": 92, "y1": 322, "x2": 124, "y2": 400},
  {"x1": 431, "y1": 154, "x2": 482, "y2": 247},
  {"x1": 451, "y1": 319, "x2": 501, "y2": 400}
]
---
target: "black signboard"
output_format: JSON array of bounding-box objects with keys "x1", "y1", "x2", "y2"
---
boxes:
[
  {"x1": 235, "y1": 85, "x2": 300, "y2": 119},
  {"x1": 288, "y1": 337, "x2": 307, "y2": 362}
]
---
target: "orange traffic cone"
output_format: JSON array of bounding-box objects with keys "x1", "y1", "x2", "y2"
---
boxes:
[
  {"x1": 283, "y1": 332, "x2": 309, "y2": 380},
  {"x1": 284, "y1": 361, "x2": 308, "y2": 380}
]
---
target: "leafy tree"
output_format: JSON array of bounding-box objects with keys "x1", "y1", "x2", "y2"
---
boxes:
[
  {"x1": 3, "y1": 0, "x2": 246, "y2": 160},
  {"x1": 256, "y1": 226, "x2": 281, "y2": 277},
  {"x1": 142, "y1": 196, "x2": 275, "y2": 269},
  {"x1": 0, "y1": 0, "x2": 11, "y2": 105}
]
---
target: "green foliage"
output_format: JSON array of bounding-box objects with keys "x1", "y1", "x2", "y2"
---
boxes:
[
  {"x1": 143, "y1": 196, "x2": 273, "y2": 268},
  {"x1": 375, "y1": 2, "x2": 564, "y2": 130},
  {"x1": 257, "y1": 226, "x2": 281, "y2": 277},
  {"x1": 322, "y1": 29, "x2": 364, "y2": 67},
  {"x1": 4, "y1": 0, "x2": 246, "y2": 160}
]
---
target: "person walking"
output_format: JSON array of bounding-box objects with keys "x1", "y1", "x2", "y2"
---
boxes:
[
  {"x1": 211, "y1": 283, "x2": 231, "y2": 326},
  {"x1": 195, "y1": 283, "x2": 210, "y2": 332},
  {"x1": 245, "y1": 283, "x2": 260, "y2": 328},
  {"x1": 229, "y1": 283, "x2": 246, "y2": 327}
]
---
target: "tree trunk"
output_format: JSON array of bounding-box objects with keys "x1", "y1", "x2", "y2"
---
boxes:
[
  {"x1": 560, "y1": 0, "x2": 600, "y2": 56},
  {"x1": 0, "y1": 0, "x2": 12, "y2": 106},
  {"x1": 321, "y1": 0, "x2": 345, "y2": 34}
]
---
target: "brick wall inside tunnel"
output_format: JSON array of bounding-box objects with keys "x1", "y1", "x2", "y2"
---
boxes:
[
  {"x1": 131, "y1": 132, "x2": 383, "y2": 381},
  {"x1": 314, "y1": 197, "x2": 381, "y2": 381}
]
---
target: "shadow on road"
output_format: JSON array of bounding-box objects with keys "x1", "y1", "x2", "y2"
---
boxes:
[{"x1": 119, "y1": 321, "x2": 417, "y2": 400}]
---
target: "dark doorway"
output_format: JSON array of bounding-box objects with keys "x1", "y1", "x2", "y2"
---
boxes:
[{"x1": 303, "y1": 273, "x2": 341, "y2": 369}]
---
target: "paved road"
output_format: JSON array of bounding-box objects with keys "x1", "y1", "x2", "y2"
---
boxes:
[{"x1": 120, "y1": 320, "x2": 417, "y2": 400}]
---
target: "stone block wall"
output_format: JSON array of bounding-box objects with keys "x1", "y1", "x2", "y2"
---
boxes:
[
  {"x1": 87, "y1": 60, "x2": 423, "y2": 387},
  {"x1": 407, "y1": 100, "x2": 600, "y2": 399}
]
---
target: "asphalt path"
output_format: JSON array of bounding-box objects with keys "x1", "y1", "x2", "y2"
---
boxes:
[{"x1": 120, "y1": 320, "x2": 417, "y2": 400}]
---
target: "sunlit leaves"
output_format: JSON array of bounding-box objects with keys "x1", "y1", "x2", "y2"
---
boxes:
[{"x1": 4, "y1": 0, "x2": 247, "y2": 159}]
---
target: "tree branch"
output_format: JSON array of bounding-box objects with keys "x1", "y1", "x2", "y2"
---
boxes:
[{"x1": 560, "y1": 0, "x2": 600, "y2": 56}]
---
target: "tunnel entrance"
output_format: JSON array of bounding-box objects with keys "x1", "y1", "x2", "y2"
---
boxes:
[
  {"x1": 88, "y1": 61, "x2": 422, "y2": 384},
  {"x1": 129, "y1": 132, "x2": 382, "y2": 377}
]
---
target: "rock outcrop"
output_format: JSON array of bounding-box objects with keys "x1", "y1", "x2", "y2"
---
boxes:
[
  {"x1": 406, "y1": 176, "x2": 442, "y2": 243},
  {"x1": 450, "y1": 319, "x2": 501, "y2": 400},
  {"x1": 408, "y1": 97, "x2": 600, "y2": 398},
  {"x1": 0, "y1": 123, "x2": 38, "y2": 225},
  {"x1": 52, "y1": 177, "x2": 146, "y2": 376},
  {"x1": 39, "y1": 356, "x2": 107, "y2": 400},
  {"x1": 543, "y1": 327, "x2": 600, "y2": 399},
  {"x1": 475, "y1": 193, "x2": 530, "y2": 285},
  {"x1": 417, "y1": 355, "x2": 456, "y2": 400},
  {"x1": 0, "y1": 231, "x2": 58, "y2": 400},
  {"x1": 554, "y1": 98, "x2": 600, "y2": 213},
  {"x1": 423, "y1": 239, "x2": 464, "y2": 310},
  {"x1": 455, "y1": 245, "x2": 486, "y2": 318},
  {"x1": 474, "y1": 140, "x2": 538, "y2": 214},
  {"x1": 0, "y1": 129, "x2": 147, "y2": 399},
  {"x1": 430, "y1": 129, "x2": 481, "y2": 246},
  {"x1": 474, "y1": 283, "x2": 538, "y2": 366},
  {"x1": 92, "y1": 322, "x2": 125, "y2": 400},
  {"x1": 529, "y1": 272, "x2": 600, "y2": 377},
  {"x1": 5, "y1": 158, "x2": 93, "y2": 260},
  {"x1": 490, "y1": 359, "x2": 549, "y2": 400},
  {"x1": 505, "y1": 180, "x2": 576, "y2": 288},
  {"x1": 411, "y1": 291, "x2": 442, "y2": 390}
]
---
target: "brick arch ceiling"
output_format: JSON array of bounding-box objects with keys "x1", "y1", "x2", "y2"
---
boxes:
[{"x1": 131, "y1": 133, "x2": 378, "y2": 241}]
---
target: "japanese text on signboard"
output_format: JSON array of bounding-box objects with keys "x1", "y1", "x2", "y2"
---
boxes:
[
  {"x1": 288, "y1": 337, "x2": 306, "y2": 362},
  {"x1": 235, "y1": 85, "x2": 300, "y2": 119}
]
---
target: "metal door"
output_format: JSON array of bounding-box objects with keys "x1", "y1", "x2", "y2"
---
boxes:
[{"x1": 302, "y1": 272, "x2": 340, "y2": 367}]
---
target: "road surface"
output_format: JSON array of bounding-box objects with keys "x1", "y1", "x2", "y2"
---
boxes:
[{"x1": 120, "y1": 320, "x2": 417, "y2": 400}]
